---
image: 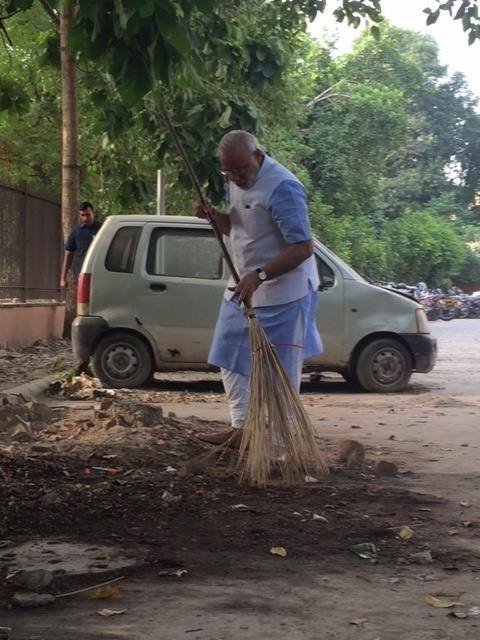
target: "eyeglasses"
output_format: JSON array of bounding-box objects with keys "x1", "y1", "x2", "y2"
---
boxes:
[{"x1": 220, "y1": 165, "x2": 250, "y2": 177}]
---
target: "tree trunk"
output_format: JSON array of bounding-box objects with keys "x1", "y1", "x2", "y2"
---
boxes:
[{"x1": 60, "y1": 0, "x2": 79, "y2": 337}]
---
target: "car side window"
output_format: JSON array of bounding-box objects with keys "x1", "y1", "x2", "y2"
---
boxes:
[
  {"x1": 147, "y1": 228, "x2": 223, "y2": 279},
  {"x1": 105, "y1": 226, "x2": 141, "y2": 273},
  {"x1": 315, "y1": 255, "x2": 335, "y2": 289}
]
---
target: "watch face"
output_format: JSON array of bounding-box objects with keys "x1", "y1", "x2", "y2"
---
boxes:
[{"x1": 257, "y1": 269, "x2": 267, "y2": 281}]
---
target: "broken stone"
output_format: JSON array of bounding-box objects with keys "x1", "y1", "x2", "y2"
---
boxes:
[
  {"x1": 162, "y1": 490, "x2": 182, "y2": 504},
  {"x1": 411, "y1": 551, "x2": 433, "y2": 565},
  {"x1": 338, "y1": 440, "x2": 365, "y2": 467},
  {"x1": 105, "y1": 425, "x2": 128, "y2": 438},
  {"x1": 8, "y1": 569, "x2": 53, "y2": 591},
  {"x1": 375, "y1": 460, "x2": 398, "y2": 476},
  {"x1": 6, "y1": 422, "x2": 34, "y2": 442},
  {"x1": 0, "y1": 404, "x2": 25, "y2": 429},
  {"x1": 12, "y1": 592, "x2": 55, "y2": 608},
  {"x1": 70, "y1": 388, "x2": 95, "y2": 400},
  {"x1": 0, "y1": 393, "x2": 23, "y2": 407},
  {"x1": 99, "y1": 398, "x2": 114, "y2": 411},
  {"x1": 118, "y1": 413, "x2": 136, "y2": 427},
  {"x1": 24, "y1": 402, "x2": 52, "y2": 421},
  {"x1": 40, "y1": 491, "x2": 63, "y2": 507},
  {"x1": 31, "y1": 443, "x2": 58, "y2": 453}
]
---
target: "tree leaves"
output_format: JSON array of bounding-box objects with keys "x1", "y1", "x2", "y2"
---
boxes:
[
  {"x1": 163, "y1": 25, "x2": 192, "y2": 55},
  {"x1": 218, "y1": 104, "x2": 231, "y2": 128},
  {"x1": 426, "y1": 9, "x2": 440, "y2": 25},
  {"x1": 117, "y1": 54, "x2": 151, "y2": 107},
  {"x1": 5, "y1": 0, "x2": 33, "y2": 12},
  {"x1": 0, "y1": 77, "x2": 30, "y2": 115}
]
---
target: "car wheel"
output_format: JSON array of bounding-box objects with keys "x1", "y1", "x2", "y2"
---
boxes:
[
  {"x1": 92, "y1": 332, "x2": 153, "y2": 389},
  {"x1": 341, "y1": 370, "x2": 359, "y2": 385},
  {"x1": 355, "y1": 338, "x2": 412, "y2": 393}
]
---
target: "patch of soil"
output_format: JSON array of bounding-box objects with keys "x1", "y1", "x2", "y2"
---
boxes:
[
  {"x1": 1, "y1": 391, "x2": 473, "y2": 612},
  {"x1": 0, "y1": 340, "x2": 74, "y2": 391}
]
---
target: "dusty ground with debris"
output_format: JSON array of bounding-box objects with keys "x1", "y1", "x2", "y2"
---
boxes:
[
  {"x1": 0, "y1": 340, "x2": 74, "y2": 391},
  {"x1": 1, "y1": 320, "x2": 480, "y2": 639}
]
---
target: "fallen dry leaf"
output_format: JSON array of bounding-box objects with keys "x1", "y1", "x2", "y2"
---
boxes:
[
  {"x1": 0, "y1": 446, "x2": 14, "y2": 456},
  {"x1": 424, "y1": 595, "x2": 461, "y2": 608},
  {"x1": 91, "y1": 585, "x2": 119, "y2": 600},
  {"x1": 350, "y1": 618, "x2": 367, "y2": 625},
  {"x1": 312, "y1": 514, "x2": 329, "y2": 523},
  {"x1": 270, "y1": 546, "x2": 287, "y2": 558},
  {"x1": 174, "y1": 569, "x2": 188, "y2": 577},
  {"x1": 98, "y1": 608, "x2": 127, "y2": 617},
  {"x1": 399, "y1": 526, "x2": 414, "y2": 540}
]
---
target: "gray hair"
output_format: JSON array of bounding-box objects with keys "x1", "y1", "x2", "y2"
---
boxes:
[{"x1": 217, "y1": 130, "x2": 261, "y2": 155}]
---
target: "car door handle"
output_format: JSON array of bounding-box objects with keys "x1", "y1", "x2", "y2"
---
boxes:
[{"x1": 149, "y1": 283, "x2": 167, "y2": 292}]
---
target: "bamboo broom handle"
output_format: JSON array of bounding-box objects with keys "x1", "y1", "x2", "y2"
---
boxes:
[{"x1": 160, "y1": 108, "x2": 241, "y2": 287}]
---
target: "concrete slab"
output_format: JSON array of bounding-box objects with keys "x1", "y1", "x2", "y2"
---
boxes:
[{"x1": 0, "y1": 540, "x2": 146, "y2": 578}]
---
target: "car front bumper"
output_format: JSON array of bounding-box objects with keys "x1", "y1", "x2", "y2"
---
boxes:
[{"x1": 400, "y1": 334, "x2": 437, "y2": 373}]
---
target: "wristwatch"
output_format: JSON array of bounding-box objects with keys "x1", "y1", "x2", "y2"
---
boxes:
[{"x1": 255, "y1": 268, "x2": 268, "y2": 282}]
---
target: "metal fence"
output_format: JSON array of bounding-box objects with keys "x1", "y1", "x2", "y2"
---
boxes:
[{"x1": 0, "y1": 177, "x2": 62, "y2": 301}]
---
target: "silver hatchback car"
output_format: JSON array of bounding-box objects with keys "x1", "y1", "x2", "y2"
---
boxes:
[{"x1": 73, "y1": 215, "x2": 436, "y2": 392}]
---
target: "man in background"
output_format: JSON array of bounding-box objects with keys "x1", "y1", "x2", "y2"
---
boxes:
[{"x1": 60, "y1": 201, "x2": 101, "y2": 289}]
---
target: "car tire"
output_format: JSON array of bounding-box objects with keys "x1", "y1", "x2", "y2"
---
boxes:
[
  {"x1": 355, "y1": 338, "x2": 412, "y2": 393},
  {"x1": 92, "y1": 332, "x2": 153, "y2": 389},
  {"x1": 341, "y1": 370, "x2": 359, "y2": 385}
]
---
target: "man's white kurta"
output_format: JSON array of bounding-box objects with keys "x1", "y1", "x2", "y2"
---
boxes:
[{"x1": 208, "y1": 154, "x2": 322, "y2": 378}]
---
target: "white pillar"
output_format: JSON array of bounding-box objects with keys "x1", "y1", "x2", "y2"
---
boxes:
[{"x1": 156, "y1": 169, "x2": 166, "y2": 215}]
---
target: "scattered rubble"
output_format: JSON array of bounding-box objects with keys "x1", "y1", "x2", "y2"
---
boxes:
[
  {"x1": 374, "y1": 460, "x2": 399, "y2": 476},
  {"x1": 0, "y1": 340, "x2": 74, "y2": 391},
  {"x1": 12, "y1": 592, "x2": 56, "y2": 608},
  {"x1": 337, "y1": 440, "x2": 365, "y2": 467}
]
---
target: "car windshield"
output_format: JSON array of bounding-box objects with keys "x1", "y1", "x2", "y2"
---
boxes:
[{"x1": 313, "y1": 239, "x2": 366, "y2": 282}]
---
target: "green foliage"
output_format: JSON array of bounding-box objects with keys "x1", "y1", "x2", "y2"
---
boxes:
[
  {"x1": 309, "y1": 194, "x2": 388, "y2": 280},
  {"x1": 0, "y1": 0, "x2": 479, "y2": 286},
  {"x1": 301, "y1": 23, "x2": 479, "y2": 285},
  {"x1": 454, "y1": 250, "x2": 480, "y2": 285},
  {"x1": 0, "y1": 6, "x2": 60, "y2": 188},
  {"x1": 305, "y1": 79, "x2": 408, "y2": 217},
  {"x1": 0, "y1": 77, "x2": 30, "y2": 115},
  {"x1": 386, "y1": 210, "x2": 467, "y2": 284}
]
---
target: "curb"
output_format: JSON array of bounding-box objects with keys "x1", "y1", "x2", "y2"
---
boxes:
[{"x1": 0, "y1": 374, "x2": 57, "y2": 402}]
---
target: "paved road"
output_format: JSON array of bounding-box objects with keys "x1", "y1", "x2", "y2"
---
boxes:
[{"x1": 421, "y1": 318, "x2": 480, "y2": 398}]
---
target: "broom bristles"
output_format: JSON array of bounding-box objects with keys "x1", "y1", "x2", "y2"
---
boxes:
[{"x1": 235, "y1": 317, "x2": 329, "y2": 487}]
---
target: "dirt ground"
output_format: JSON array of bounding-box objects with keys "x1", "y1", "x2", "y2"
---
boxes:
[
  {"x1": 1, "y1": 320, "x2": 480, "y2": 639},
  {"x1": 0, "y1": 340, "x2": 74, "y2": 391}
]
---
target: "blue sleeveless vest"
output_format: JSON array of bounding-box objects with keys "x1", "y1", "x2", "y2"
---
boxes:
[{"x1": 226, "y1": 154, "x2": 319, "y2": 307}]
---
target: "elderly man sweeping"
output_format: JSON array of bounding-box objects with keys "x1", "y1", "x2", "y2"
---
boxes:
[{"x1": 195, "y1": 130, "x2": 323, "y2": 447}]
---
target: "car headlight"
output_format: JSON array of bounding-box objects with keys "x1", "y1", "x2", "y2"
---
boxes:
[{"x1": 416, "y1": 308, "x2": 430, "y2": 334}]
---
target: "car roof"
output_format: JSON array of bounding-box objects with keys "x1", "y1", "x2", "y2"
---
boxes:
[{"x1": 105, "y1": 214, "x2": 209, "y2": 226}]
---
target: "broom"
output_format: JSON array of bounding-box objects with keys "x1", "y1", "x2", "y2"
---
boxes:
[{"x1": 161, "y1": 109, "x2": 329, "y2": 487}]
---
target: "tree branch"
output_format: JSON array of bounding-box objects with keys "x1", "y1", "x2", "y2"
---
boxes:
[
  {"x1": 307, "y1": 86, "x2": 350, "y2": 108},
  {"x1": 0, "y1": 21, "x2": 14, "y2": 48},
  {"x1": 38, "y1": 0, "x2": 60, "y2": 27}
]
